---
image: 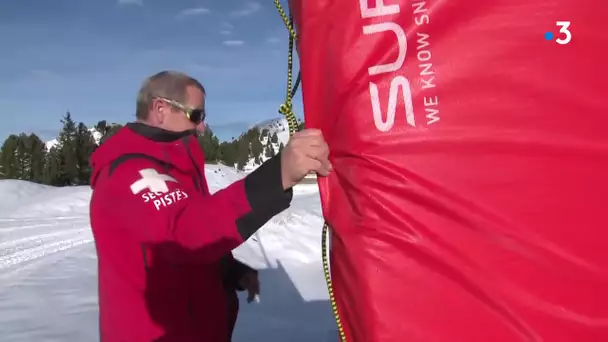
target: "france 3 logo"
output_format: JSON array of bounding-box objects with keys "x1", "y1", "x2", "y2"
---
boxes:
[{"x1": 544, "y1": 21, "x2": 572, "y2": 45}]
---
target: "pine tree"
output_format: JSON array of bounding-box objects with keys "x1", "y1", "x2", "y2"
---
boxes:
[
  {"x1": 278, "y1": 142, "x2": 285, "y2": 153},
  {"x1": 218, "y1": 140, "x2": 239, "y2": 167},
  {"x1": 236, "y1": 138, "x2": 250, "y2": 170},
  {"x1": 270, "y1": 132, "x2": 279, "y2": 144},
  {"x1": 0, "y1": 135, "x2": 21, "y2": 179},
  {"x1": 57, "y1": 112, "x2": 79, "y2": 185},
  {"x1": 198, "y1": 124, "x2": 220, "y2": 162},
  {"x1": 43, "y1": 147, "x2": 61, "y2": 185},
  {"x1": 23, "y1": 133, "x2": 46, "y2": 183},
  {"x1": 75, "y1": 122, "x2": 96, "y2": 185},
  {"x1": 0, "y1": 134, "x2": 46, "y2": 182},
  {"x1": 15, "y1": 133, "x2": 30, "y2": 179},
  {"x1": 95, "y1": 120, "x2": 108, "y2": 136},
  {"x1": 265, "y1": 141, "x2": 275, "y2": 158},
  {"x1": 250, "y1": 136, "x2": 264, "y2": 161},
  {"x1": 245, "y1": 128, "x2": 260, "y2": 142},
  {"x1": 97, "y1": 122, "x2": 123, "y2": 145}
]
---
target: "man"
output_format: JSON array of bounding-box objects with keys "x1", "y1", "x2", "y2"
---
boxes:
[{"x1": 89, "y1": 70, "x2": 331, "y2": 341}]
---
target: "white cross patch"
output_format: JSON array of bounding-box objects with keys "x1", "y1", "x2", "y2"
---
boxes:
[{"x1": 130, "y1": 168, "x2": 178, "y2": 194}]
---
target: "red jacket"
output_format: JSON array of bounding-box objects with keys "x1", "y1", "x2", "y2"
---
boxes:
[{"x1": 89, "y1": 123, "x2": 292, "y2": 341}]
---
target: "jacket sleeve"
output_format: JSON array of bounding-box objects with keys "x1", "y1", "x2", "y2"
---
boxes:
[{"x1": 99, "y1": 154, "x2": 292, "y2": 263}]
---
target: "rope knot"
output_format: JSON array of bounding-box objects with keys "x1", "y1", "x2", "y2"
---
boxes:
[{"x1": 278, "y1": 102, "x2": 292, "y2": 115}]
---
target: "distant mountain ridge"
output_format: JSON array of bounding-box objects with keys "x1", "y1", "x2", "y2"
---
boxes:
[{"x1": 239, "y1": 117, "x2": 293, "y2": 172}]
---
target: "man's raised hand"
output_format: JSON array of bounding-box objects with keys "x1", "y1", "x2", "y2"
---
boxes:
[{"x1": 280, "y1": 129, "x2": 331, "y2": 190}]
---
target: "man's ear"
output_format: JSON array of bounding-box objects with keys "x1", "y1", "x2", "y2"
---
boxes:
[
  {"x1": 151, "y1": 97, "x2": 163, "y2": 113},
  {"x1": 151, "y1": 98, "x2": 166, "y2": 124}
]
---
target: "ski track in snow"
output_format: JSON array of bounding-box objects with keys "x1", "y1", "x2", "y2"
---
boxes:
[
  {"x1": 0, "y1": 173, "x2": 338, "y2": 341},
  {"x1": 0, "y1": 215, "x2": 85, "y2": 222},
  {"x1": 0, "y1": 217, "x2": 93, "y2": 275}
]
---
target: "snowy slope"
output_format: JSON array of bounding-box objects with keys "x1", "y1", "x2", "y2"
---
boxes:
[
  {"x1": 241, "y1": 117, "x2": 293, "y2": 172},
  {"x1": 254, "y1": 117, "x2": 292, "y2": 145},
  {"x1": 240, "y1": 118, "x2": 316, "y2": 183},
  {"x1": 45, "y1": 128, "x2": 103, "y2": 150},
  {"x1": 0, "y1": 165, "x2": 337, "y2": 341}
]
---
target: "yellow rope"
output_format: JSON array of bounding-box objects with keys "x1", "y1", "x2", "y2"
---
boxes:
[
  {"x1": 272, "y1": 1, "x2": 346, "y2": 341},
  {"x1": 274, "y1": 0, "x2": 298, "y2": 135}
]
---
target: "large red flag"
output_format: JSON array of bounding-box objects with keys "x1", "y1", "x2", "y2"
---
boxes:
[{"x1": 289, "y1": 0, "x2": 608, "y2": 341}]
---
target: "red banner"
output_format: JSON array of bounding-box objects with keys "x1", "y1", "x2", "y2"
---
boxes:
[{"x1": 290, "y1": 0, "x2": 608, "y2": 341}]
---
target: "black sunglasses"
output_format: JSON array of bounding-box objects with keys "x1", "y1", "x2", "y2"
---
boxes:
[{"x1": 157, "y1": 97, "x2": 206, "y2": 124}]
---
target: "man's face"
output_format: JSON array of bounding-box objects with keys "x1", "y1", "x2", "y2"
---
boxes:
[{"x1": 154, "y1": 85, "x2": 206, "y2": 132}]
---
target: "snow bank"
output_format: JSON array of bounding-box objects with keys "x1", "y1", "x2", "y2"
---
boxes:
[
  {"x1": 0, "y1": 180, "x2": 51, "y2": 205},
  {"x1": 0, "y1": 164, "x2": 243, "y2": 218},
  {"x1": 0, "y1": 180, "x2": 91, "y2": 218}
]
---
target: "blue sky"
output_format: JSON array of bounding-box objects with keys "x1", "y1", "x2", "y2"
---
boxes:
[{"x1": 0, "y1": 0, "x2": 303, "y2": 142}]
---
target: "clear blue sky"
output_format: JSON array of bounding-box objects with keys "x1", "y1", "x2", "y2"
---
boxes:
[{"x1": 0, "y1": 0, "x2": 303, "y2": 142}]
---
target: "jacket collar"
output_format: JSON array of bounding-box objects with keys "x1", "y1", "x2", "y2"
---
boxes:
[{"x1": 127, "y1": 122, "x2": 197, "y2": 142}]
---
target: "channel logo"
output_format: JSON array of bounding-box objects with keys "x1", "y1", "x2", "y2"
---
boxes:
[{"x1": 545, "y1": 21, "x2": 572, "y2": 44}]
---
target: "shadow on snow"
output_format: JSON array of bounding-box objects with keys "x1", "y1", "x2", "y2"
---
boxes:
[{"x1": 233, "y1": 261, "x2": 339, "y2": 342}]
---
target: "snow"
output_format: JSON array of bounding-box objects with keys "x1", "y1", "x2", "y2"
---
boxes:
[{"x1": 0, "y1": 165, "x2": 338, "y2": 341}]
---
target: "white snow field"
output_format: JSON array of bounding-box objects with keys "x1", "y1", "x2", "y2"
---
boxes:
[{"x1": 0, "y1": 165, "x2": 338, "y2": 341}]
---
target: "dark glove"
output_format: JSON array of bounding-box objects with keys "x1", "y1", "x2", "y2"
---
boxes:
[{"x1": 221, "y1": 254, "x2": 256, "y2": 291}]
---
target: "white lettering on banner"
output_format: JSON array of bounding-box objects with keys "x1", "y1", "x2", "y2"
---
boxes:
[
  {"x1": 360, "y1": 2, "x2": 415, "y2": 131},
  {"x1": 368, "y1": 76, "x2": 415, "y2": 131},
  {"x1": 364, "y1": 23, "x2": 406, "y2": 76},
  {"x1": 412, "y1": 1, "x2": 430, "y2": 25},
  {"x1": 130, "y1": 168, "x2": 178, "y2": 194},
  {"x1": 358, "y1": 0, "x2": 441, "y2": 131},
  {"x1": 412, "y1": 1, "x2": 440, "y2": 125},
  {"x1": 359, "y1": 0, "x2": 399, "y2": 19},
  {"x1": 424, "y1": 95, "x2": 440, "y2": 125},
  {"x1": 142, "y1": 189, "x2": 189, "y2": 210},
  {"x1": 416, "y1": 33, "x2": 435, "y2": 88}
]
